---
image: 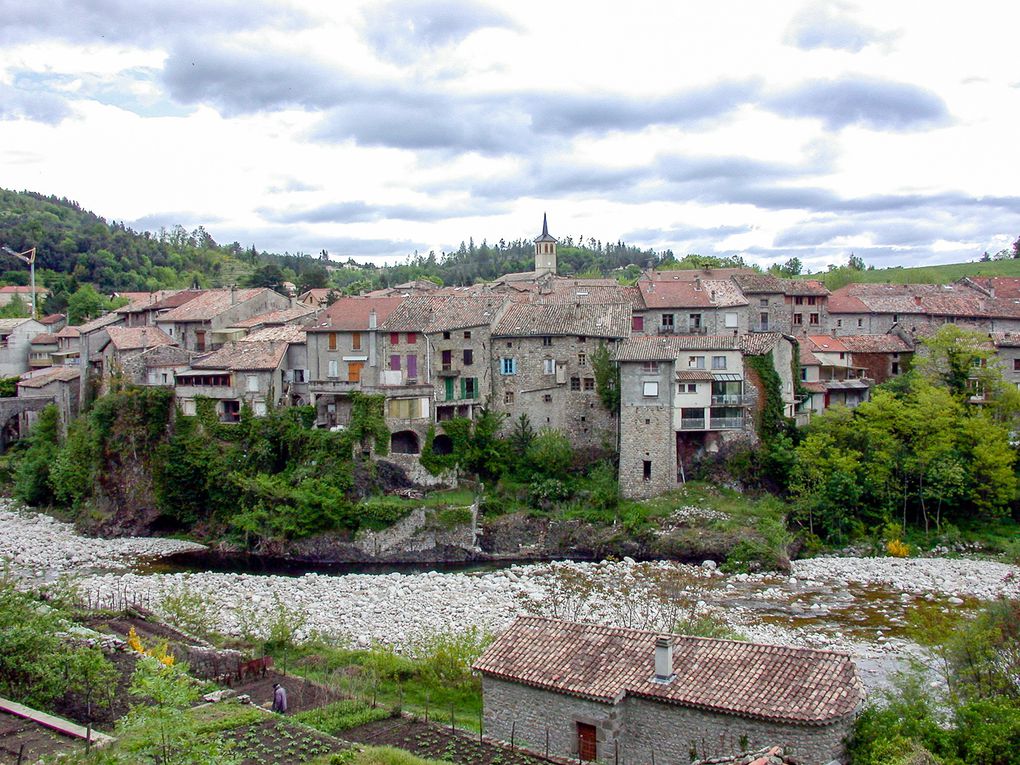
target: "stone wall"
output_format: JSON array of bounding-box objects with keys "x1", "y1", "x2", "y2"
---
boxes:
[
  {"x1": 490, "y1": 336, "x2": 617, "y2": 449},
  {"x1": 622, "y1": 697, "x2": 853, "y2": 765},
  {"x1": 619, "y1": 403, "x2": 674, "y2": 499},
  {"x1": 482, "y1": 677, "x2": 622, "y2": 763},
  {"x1": 353, "y1": 505, "x2": 472, "y2": 558}
]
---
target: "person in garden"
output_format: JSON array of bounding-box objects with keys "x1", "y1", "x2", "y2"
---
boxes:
[{"x1": 271, "y1": 682, "x2": 287, "y2": 713}]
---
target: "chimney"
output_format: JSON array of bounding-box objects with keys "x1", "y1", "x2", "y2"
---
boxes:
[
  {"x1": 369, "y1": 309, "x2": 378, "y2": 330},
  {"x1": 653, "y1": 636, "x2": 674, "y2": 683},
  {"x1": 231, "y1": 285, "x2": 237, "y2": 305}
]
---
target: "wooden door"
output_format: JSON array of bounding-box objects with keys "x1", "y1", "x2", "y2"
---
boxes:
[
  {"x1": 577, "y1": 722, "x2": 597, "y2": 762},
  {"x1": 348, "y1": 362, "x2": 364, "y2": 383}
]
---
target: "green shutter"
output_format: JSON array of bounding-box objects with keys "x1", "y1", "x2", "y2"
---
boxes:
[
  {"x1": 460, "y1": 377, "x2": 466, "y2": 400},
  {"x1": 445, "y1": 378, "x2": 454, "y2": 401}
]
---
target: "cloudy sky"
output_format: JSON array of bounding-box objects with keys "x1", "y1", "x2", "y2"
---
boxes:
[{"x1": 2, "y1": 1, "x2": 1019, "y2": 272}]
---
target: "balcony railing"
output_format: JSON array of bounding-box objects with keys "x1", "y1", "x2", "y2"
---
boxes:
[
  {"x1": 711, "y1": 394, "x2": 752, "y2": 406},
  {"x1": 658, "y1": 325, "x2": 675, "y2": 334},
  {"x1": 680, "y1": 418, "x2": 706, "y2": 430},
  {"x1": 686, "y1": 326, "x2": 707, "y2": 334},
  {"x1": 438, "y1": 366, "x2": 460, "y2": 377},
  {"x1": 751, "y1": 322, "x2": 770, "y2": 332},
  {"x1": 709, "y1": 417, "x2": 744, "y2": 430}
]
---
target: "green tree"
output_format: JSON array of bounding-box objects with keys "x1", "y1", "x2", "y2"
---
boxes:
[
  {"x1": 66, "y1": 284, "x2": 111, "y2": 324},
  {"x1": 591, "y1": 342, "x2": 620, "y2": 412},
  {"x1": 245, "y1": 264, "x2": 288, "y2": 295}
]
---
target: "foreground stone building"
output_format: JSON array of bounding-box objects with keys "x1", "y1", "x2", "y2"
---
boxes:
[{"x1": 474, "y1": 616, "x2": 862, "y2": 765}]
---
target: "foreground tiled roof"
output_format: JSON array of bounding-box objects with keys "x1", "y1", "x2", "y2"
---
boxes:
[
  {"x1": 730, "y1": 272, "x2": 790, "y2": 294},
  {"x1": 30, "y1": 333, "x2": 59, "y2": 345},
  {"x1": 298, "y1": 288, "x2": 333, "y2": 305},
  {"x1": 191, "y1": 340, "x2": 288, "y2": 371},
  {"x1": 310, "y1": 297, "x2": 404, "y2": 331},
  {"x1": 474, "y1": 617, "x2": 862, "y2": 725},
  {"x1": 106, "y1": 326, "x2": 175, "y2": 351},
  {"x1": 615, "y1": 334, "x2": 742, "y2": 360},
  {"x1": 0, "y1": 318, "x2": 34, "y2": 330},
  {"x1": 157, "y1": 288, "x2": 270, "y2": 322},
  {"x1": 638, "y1": 279, "x2": 716, "y2": 309},
  {"x1": 493, "y1": 302, "x2": 631, "y2": 338},
  {"x1": 805, "y1": 335, "x2": 848, "y2": 353},
  {"x1": 77, "y1": 312, "x2": 123, "y2": 334},
  {"x1": 55, "y1": 325, "x2": 80, "y2": 338},
  {"x1": 40, "y1": 313, "x2": 65, "y2": 325},
  {"x1": 784, "y1": 279, "x2": 830, "y2": 297},
  {"x1": 18, "y1": 367, "x2": 80, "y2": 387},
  {"x1": 990, "y1": 331, "x2": 1020, "y2": 348},
  {"x1": 838, "y1": 334, "x2": 912, "y2": 353},
  {"x1": 113, "y1": 290, "x2": 185, "y2": 313},
  {"x1": 675, "y1": 369, "x2": 714, "y2": 381}
]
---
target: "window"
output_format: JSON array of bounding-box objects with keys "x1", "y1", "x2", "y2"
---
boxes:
[
  {"x1": 352, "y1": 332, "x2": 361, "y2": 350},
  {"x1": 793, "y1": 313, "x2": 803, "y2": 325},
  {"x1": 441, "y1": 349, "x2": 452, "y2": 369},
  {"x1": 389, "y1": 354, "x2": 401, "y2": 371},
  {"x1": 578, "y1": 335, "x2": 587, "y2": 343},
  {"x1": 892, "y1": 362, "x2": 900, "y2": 375},
  {"x1": 661, "y1": 313, "x2": 674, "y2": 328},
  {"x1": 407, "y1": 354, "x2": 418, "y2": 378},
  {"x1": 759, "y1": 312, "x2": 769, "y2": 330},
  {"x1": 543, "y1": 358, "x2": 556, "y2": 375},
  {"x1": 857, "y1": 318, "x2": 864, "y2": 328},
  {"x1": 328, "y1": 332, "x2": 337, "y2": 350},
  {"x1": 406, "y1": 332, "x2": 416, "y2": 344},
  {"x1": 542, "y1": 336, "x2": 553, "y2": 346},
  {"x1": 195, "y1": 330, "x2": 206, "y2": 352},
  {"x1": 795, "y1": 296, "x2": 804, "y2": 305},
  {"x1": 839, "y1": 351, "x2": 846, "y2": 360},
  {"x1": 643, "y1": 460, "x2": 652, "y2": 481},
  {"x1": 632, "y1": 315, "x2": 644, "y2": 331},
  {"x1": 463, "y1": 377, "x2": 477, "y2": 398},
  {"x1": 800, "y1": 367, "x2": 807, "y2": 381},
  {"x1": 643, "y1": 381, "x2": 659, "y2": 397},
  {"x1": 578, "y1": 352, "x2": 586, "y2": 366},
  {"x1": 689, "y1": 313, "x2": 702, "y2": 329},
  {"x1": 688, "y1": 355, "x2": 705, "y2": 369},
  {"x1": 808, "y1": 296, "x2": 817, "y2": 305},
  {"x1": 328, "y1": 359, "x2": 339, "y2": 378},
  {"x1": 389, "y1": 332, "x2": 399, "y2": 345},
  {"x1": 506, "y1": 341, "x2": 513, "y2": 348},
  {"x1": 711, "y1": 355, "x2": 726, "y2": 370},
  {"x1": 500, "y1": 357, "x2": 517, "y2": 375},
  {"x1": 570, "y1": 376, "x2": 581, "y2": 391},
  {"x1": 348, "y1": 362, "x2": 363, "y2": 383},
  {"x1": 641, "y1": 361, "x2": 659, "y2": 373},
  {"x1": 836, "y1": 319, "x2": 843, "y2": 328},
  {"x1": 892, "y1": 314, "x2": 900, "y2": 323},
  {"x1": 724, "y1": 312, "x2": 738, "y2": 328},
  {"x1": 583, "y1": 377, "x2": 595, "y2": 391},
  {"x1": 253, "y1": 401, "x2": 267, "y2": 416},
  {"x1": 679, "y1": 383, "x2": 697, "y2": 393},
  {"x1": 463, "y1": 348, "x2": 473, "y2": 366},
  {"x1": 246, "y1": 374, "x2": 259, "y2": 393},
  {"x1": 443, "y1": 331, "x2": 451, "y2": 340},
  {"x1": 504, "y1": 391, "x2": 514, "y2": 404},
  {"x1": 759, "y1": 298, "x2": 768, "y2": 308},
  {"x1": 464, "y1": 330, "x2": 472, "y2": 339},
  {"x1": 1014, "y1": 359, "x2": 1020, "y2": 372},
  {"x1": 543, "y1": 394, "x2": 553, "y2": 402},
  {"x1": 809, "y1": 313, "x2": 819, "y2": 325},
  {"x1": 388, "y1": 398, "x2": 423, "y2": 419}
]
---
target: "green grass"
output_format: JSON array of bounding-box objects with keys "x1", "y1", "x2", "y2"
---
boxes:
[
  {"x1": 808, "y1": 258, "x2": 1020, "y2": 290},
  {"x1": 295, "y1": 699, "x2": 393, "y2": 735},
  {"x1": 348, "y1": 746, "x2": 452, "y2": 765}
]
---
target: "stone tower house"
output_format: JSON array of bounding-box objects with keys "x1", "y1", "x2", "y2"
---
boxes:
[{"x1": 534, "y1": 213, "x2": 557, "y2": 275}]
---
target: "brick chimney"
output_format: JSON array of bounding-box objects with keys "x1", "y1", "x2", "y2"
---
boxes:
[{"x1": 653, "y1": 636, "x2": 674, "y2": 683}]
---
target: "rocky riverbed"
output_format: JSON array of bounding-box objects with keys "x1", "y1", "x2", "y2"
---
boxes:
[{"x1": 2, "y1": 504, "x2": 1017, "y2": 696}]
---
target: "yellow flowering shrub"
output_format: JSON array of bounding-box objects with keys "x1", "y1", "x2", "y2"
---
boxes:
[
  {"x1": 886, "y1": 539, "x2": 910, "y2": 558},
  {"x1": 126, "y1": 626, "x2": 175, "y2": 666}
]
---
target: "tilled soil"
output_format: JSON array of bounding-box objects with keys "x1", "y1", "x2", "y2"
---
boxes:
[{"x1": 229, "y1": 670, "x2": 344, "y2": 715}]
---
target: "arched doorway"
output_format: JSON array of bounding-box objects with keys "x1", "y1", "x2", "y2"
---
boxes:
[
  {"x1": 390, "y1": 430, "x2": 421, "y2": 455},
  {"x1": 431, "y1": 433, "x2": 453, "y2": 455}
]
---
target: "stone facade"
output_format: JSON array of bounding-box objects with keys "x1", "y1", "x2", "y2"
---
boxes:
[
  {"x1": 619, "y1": 401, "x2": 675, "y2": 499},
  {"x1": 481, "y1": 677, "x2": 854, "y2": 765},
  {"x1": 489, "y1": 335, "x2": 617, "y2": 448},
  {"x1": 430, "y1": 324, "x2": 492, "y2": 423}
]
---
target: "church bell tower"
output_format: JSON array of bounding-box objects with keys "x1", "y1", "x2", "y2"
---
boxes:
[{"x1": 534, "y1": 213, "x2": 557, "y2": 275}]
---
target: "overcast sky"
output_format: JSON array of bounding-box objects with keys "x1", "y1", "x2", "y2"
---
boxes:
[{"x1": 2, "y1": 1, "x2": 1019, "y2": 272}]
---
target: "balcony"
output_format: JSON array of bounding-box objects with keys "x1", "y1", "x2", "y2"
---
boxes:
[
  {"x1": 310, "y1": 379, "x2": 360, "y2": 394},
  {"x1": 686, "y1": 326, "x2": 708, "y2": 335},
  {"x1": 711, "y1": 393, "x2": 752, "y2": 406},
  {"x1": 680, "y1": 418, "x2": 706, "y2": 430},
  {"x1": 437, "y1": 366, "x2": 461, "y2": 377},
  {"x1": 658, "y1": 325, "x2": 676, "y2": 335},
  {"x1": 709, "y1": 416, "x2": 744, "y2": 429}
]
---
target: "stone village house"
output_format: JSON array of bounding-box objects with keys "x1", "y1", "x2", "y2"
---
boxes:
[{"x1": 473, "y1": 616, "x2": 863, "y2": 765}]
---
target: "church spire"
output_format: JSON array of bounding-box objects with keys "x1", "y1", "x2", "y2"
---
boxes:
[{"x1": 534, "y1": 212, "x2": 557, "y2": 274}]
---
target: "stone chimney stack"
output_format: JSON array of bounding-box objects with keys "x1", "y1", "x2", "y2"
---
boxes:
[
  {"x1": 230, "y1": 285, "x2": 237, "y2": 305},
  {"x1": 654, "y1": 636, "x2": 674, "y2": 683},
  {"x1": 369, "y1": 309, "x2": 378, "y2": 329}
]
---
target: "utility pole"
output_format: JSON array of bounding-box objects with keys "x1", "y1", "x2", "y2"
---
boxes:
[{"x1": 0, "y1": 245, "x2": 37, "y2": 317}]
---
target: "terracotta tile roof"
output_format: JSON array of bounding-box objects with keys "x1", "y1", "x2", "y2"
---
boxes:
[
  {"x1": 105, "y1": 326, "x2": 175, "y2": 351},
  {"x1": 828, "y1": 283, "x2": 992, "y2": 317},
  {"x1": 241, "y1": 325, "x2": 306, "y2": 343},
  {"x1": 55, "y1": 326, "x2": 80, "y2": 338},
  {"x1": 638, "y1": 280, "x2": 716, "y2": 309},
  {"x1": 191, "y1": 340, "x2": 288, "y2": 371},
  {"x1": 799, "y1": 345, "x2": 821, "y2": 366},
  {"x1": 30, "y1": 333, "x2": 59, "y2": 345},
  {"x1": 675, "y1": 369, "x2": 715, "y2": 381},
  {"x1": 0, "y1": 285, "x2": 47, "y2": 294},
  {"x1": 157, "y1": 288, "x2": 271, "y2": 322},
  {"x1": 802, "y1": 381, "x2": 826, "y2": 393},
  {"x1": 784, "y1": 279, "x2": 829, "y2": 297},
  {"x1": 381, "y1": 295, "x2": 508, "y2": 333},
  {"x1": 740, "y1": 333, "x2": 783, "y2": 355},
  {"x1": 990, "y1": 331, "x2": 1020, "y2": 348},
  {"x1": 643, "y1": 268, "x2": 748, "y2": 282},
  {"x1": 0, "y1": 318, "x2": 35, "y2": 331},
  {"x1": 837, "y1": 334, "x2": 912, "y2": 353},
  {"x1": 493, "y1": 302, "x2": 631, "y2": 338},
  {"x1": 805, "y1": 335, "x2": 848, "y2": 353},
  {"x1": 40, "y1": 313, "x2": 65, "y2": 325},
  {"x1": 298, "y1": 288, "x2": 333, "y2": 305},
  {"x1": 18, "y1": 367, "x2": 80, "y2": 387},
  {"x1": 962, "y1": 276, "x2": 1020, "y2": 300},
  {"x1": 116, "y1": 289, "x2": 203, "y2": 314},
  {"x1": 730, "y1": 273, "x2": 789, "y2": 294},
  {"x1": 77, "y1": 312, "x2": 123, "y2": 334},
  {"x1": 229, "y1": 305, "x2": 315, "y2": 328},
  {"x1": 310, "y1": 296, "x2": 404, "y2": 332},
  {"x1": 615, "y1": 334, "x2": 741, "y2": 361},
  {"x1": 474, "y1": 616, "x2": 862, "y2": 725}
]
